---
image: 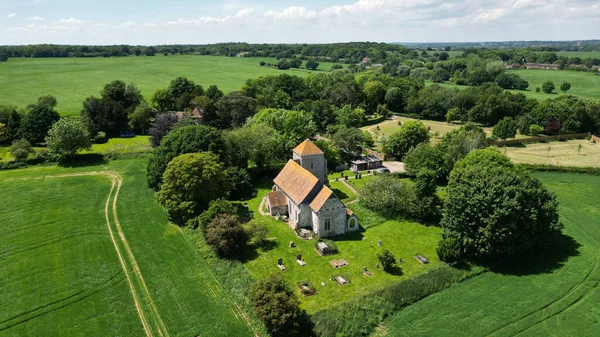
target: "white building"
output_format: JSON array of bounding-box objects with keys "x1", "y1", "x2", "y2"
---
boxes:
[{"x1": 266, "y1": 139, "x2": 359, "y2": 237}]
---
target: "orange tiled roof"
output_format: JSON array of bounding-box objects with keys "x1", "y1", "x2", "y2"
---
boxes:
[
  {"x1": 346, "y1": 208, "x2": 354, "y2": 216},
  {"x1": 310, "y1": 186, "x2": 334, "y2": 212},
  {"x1": 293, "y1": 139, "x2": 324, "y2": 156},
  {"x1": 274, "y1": 160, "x2": 320, "y2": 205},
  {"x1": 267, "y1": 191, "x2": 287, "y2": 208}
]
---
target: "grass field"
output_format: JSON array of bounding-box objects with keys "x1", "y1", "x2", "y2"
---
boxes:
[
  {"x1": 243, "y1": 183, "x2": 442, "y2": 314},
  {"x1": 555, "y1": 51, "x2": 600, "y2": 59},
  {"x1": 498, "y1": 139, "x2": 600, "y2": 168},
  {"x1": 0, "y1": 55, "x2": 339, "y2": 116},
  {"x1": 0, "y1": 159, "x2": 256, "y2": 336},
  {"x1": 381, "y1": 172, "x2": 600, "y2": 337}
]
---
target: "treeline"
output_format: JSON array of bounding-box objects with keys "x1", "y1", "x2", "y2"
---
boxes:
[
  {"x1": 0, "y1": 42, "x2": 405, "y2": 63},
  {"x1": 402, "y1": 40, "x2": 600, "y2": 52}
]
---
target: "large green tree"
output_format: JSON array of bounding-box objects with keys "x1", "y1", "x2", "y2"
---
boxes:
[
  {"x1": 0, "y1": 105, "x2": 21, "y2": 144},
  {"x1": 492, "y1": 117, "x2": 518, "y2": 140},
  {"x1": 45, "y1": 118, "x2": 92, "y2": 159},
  {"x1": 205, "y1": 214, "x2": 248, "y2": 258},
  {"x1": 249, "y1": 108, "x2": 317, "y2": 151},
  {"x1": 384, "y1": 121, "x2": 430, "y2": 160},
  {"x1": 214, "y1": 91, "x2": 257, "y2": 128},
  {"x1": 18, "y1": 95, "x2": 60, "y2": 144},
  {"x1": 156, "y1": 152, "x2": 230, "y2": 223},
  {"x1": 249, "y1": 274, "x2": 310, "y2": 337},
  {"x1": 146, "y1": 125, "x2": 226, "y2": 190},
  {"x1": 542, "y1": 80, "x2": 555, "y2": 94},
  {"x1": 440, "y1": 149, "x2": 562, "y2": 261}
]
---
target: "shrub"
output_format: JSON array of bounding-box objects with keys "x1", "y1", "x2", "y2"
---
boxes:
[
  {"x1": 437, "y1": 237, "x2": 463, "y2": 264},
  {"x1": 205, "y1": 214, "x2": 248, "y2": 258},
  {"x1": 529, "y1": 124, "x2": 544, "y2": 137},
  {"x1": 384, "y1": 120, "x2": 430, "y2": 160},
  {"x1": 359, "y1": 175, "x2": 414, "y2": 218},
  {"x1": 10, "y1": 139, "x2": 33, "y2": 161},
  {"x1": 196, "y1": 199, "x2": 240, "y2": 230},
  {"x1": 378, "y1": 249, "x2": 397, "y2": 272},
  {"x1": 94, "y1": 131, "x2": 108, "y2": 144},
  {"x1": 247, "y1": 221, "x2": 268, "y2": 247},
  {"x1": 542, "y1": 80, "x2": 555, "y2": 94},
  {"x1": 535, "y1": 87, "x2": 541, "y2": 92},
  {"x1": 260, "y1": 61, "x2": 266, "y2": 66}
]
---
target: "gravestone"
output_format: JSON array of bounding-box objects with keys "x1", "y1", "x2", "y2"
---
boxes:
[
  {"x1": 321, "y1": 282, "x2": 326, "y2": 286},
  {"x1": 398, "y1": 257, "x2": 403, "y2": 263},
  {"x1": 296, "y1": 254, "x2": 302, "y2": 261},
  {"x1": 289, "y1": 241, "x2": 295, "y2": 248},
  {"x1": 376, "y1": 263, "x2": 380, "y2": 269},
  {"x1": 378, "y1": 240, "x2": 382, "y2": 246},
  {"x1": 277, "y1": 258, "x2": 283, "y2": 266},
  {"x1": 363, "y1": 267, "x2": 368, "y2": 273}
]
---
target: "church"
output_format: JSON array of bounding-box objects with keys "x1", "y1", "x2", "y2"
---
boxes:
[{"x1": 266, "y1": 139, "x2": 359, "y2": 237}]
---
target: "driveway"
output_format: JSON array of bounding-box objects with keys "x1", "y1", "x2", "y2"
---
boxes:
[{"x1": 383, "y1": 161, "x2": 405, "y2": 173}]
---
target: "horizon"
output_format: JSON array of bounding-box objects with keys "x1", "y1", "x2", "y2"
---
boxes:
[{"x1": 2, "y1": 0, "x2": 599, "y2": 45}]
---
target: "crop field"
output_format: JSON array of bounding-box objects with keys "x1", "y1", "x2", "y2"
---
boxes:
[
  {"x1": 0, "y1": 159, "x2": 255, "y2": 337},
  {"x1": 506, "y1": 69, "x2": 600, "y2": 101},
  {"x1": 243, "y1": 181, "x2": 442, "y2": 314},
  {"x1": 498, "y1": 139, "x2": 600, "y2": 168},
  {"x1": 0, "y1": 55, "x2": 339, "y2": 116},
  {"x1": 555, "y1": 51, "x2": 600, "y2": 59},
  {"x1": 381, "y1": 173, "x2": 600, "y2": 337}
]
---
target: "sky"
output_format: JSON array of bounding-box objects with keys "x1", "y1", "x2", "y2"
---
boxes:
[{"x1": 1, "y1": 0, "x2": 599, "y2": 45}]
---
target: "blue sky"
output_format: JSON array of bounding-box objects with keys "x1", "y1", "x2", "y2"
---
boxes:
[{"x1": 1, "y1": 0, "x2": 599, "y2": 45}]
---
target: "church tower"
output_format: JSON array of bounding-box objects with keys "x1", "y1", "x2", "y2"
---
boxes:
[{"x1": 292, "y1": 139, "x2": 328, "y2": 185}]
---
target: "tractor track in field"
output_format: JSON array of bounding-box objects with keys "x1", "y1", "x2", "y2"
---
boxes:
[{"x1": 12, "y1": 171, "x2": 170, "y2": 337}]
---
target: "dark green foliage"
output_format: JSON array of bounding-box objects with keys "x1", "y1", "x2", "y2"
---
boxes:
[
  {"x1": 214, "y1": 91, "x2": 257, "y2": 128},
  {"x1": 542, "y1": 80, "x2": 555, "y2": 94},
  {"x1": 384, "y1": 121, "x2": 430, "y2": 160},
  {"x1": 437, "y1": 237, "x2": 463, "y2": 264},
  {"x1": 331, "y1": 126, "x2": 365, "y2": 155},
  {"x1": 148, "y1": 113, "x2": 179, "y2": 147},
  {"x1": 45, "y1": 118, "x2": 92, "y2": 159},
  {"x1": 0, "y1": 105, "x2": 21, "y2": 144},
  {"x1": 146, "y1": 125, "x2": 226, "y2": 190},
  {"x1": 359, "y1": 175, "x2": 414, "y2": 218},
  {"x1": 247, "y1": 221, "x2": 268, "y2": 247},
  {"x1": 403, "y1": 143, "x2": 448, "y2": 180},
  {"x1": 156, "y1": 152, "x2": 230, "y2": 223},
  {"x1": 378, "y1": 249, "x2": 397, "y2": 272},
  {"x1": 196, "y1": 199, "x2": 240, "y2": 230},
  {"x1": 441, "y1": 149, "x2": 563, "y2": 261},
  {"x1": 10, "y1": 139, "x2": 33, "y2": 161},
  {"x1": 305, "y1": 60, "x2": 319, "y2": 70},
  {"x1": 128, "y1": 101, "x2": 155, "y2": 134},
  {"x1": 492, "y1": 117, "x2": 518, "y2": 140},
  {"x1": 384, "y1": 87, "x2": 405, "y2": 113},
  {"x1": 494, "y1": 73, "x2": 529, "y2": 90},
  {"x1": 249, "y1": 274, "x2": 313, "y2": 337},
  {"x1": 205, "y1": 214, "x2": 248, "y2": 258},
  {"x1": 0, "y1": 53, "x2": 8, "y2": 62},
  {"x1": 81, "y1": 81, "x2": 142, "y2": 136},
  {"x1": 334, "y1": 105, "x2": 365, "y2": 128},
  {"x1": 314, "y1": 139, "x2": 343, "y2": 171},
  {"x1": 224, "y1": 166, "x2": 252, "y2": 199},
  {"x1": 560, "y1": 82, "x2": 571, "y2": 94},
  {"x1": 249, "y1": 108, "x2": 316, "y2": 151},
  {"x1": 534, "y1": 95, "x2": 600, "y2": 134},
  {"x1": 413, "y1": 169, "x2": 442, "y2": 221},
  {"x1": 467, "y1": 69, "x2": 494, "y2": 86},
  {"x1": 18, "y1": 95, "x2": 60, "y2": 144},
  {"x1": 436, "y1": 123, "x2": 488, "y2": 173}
]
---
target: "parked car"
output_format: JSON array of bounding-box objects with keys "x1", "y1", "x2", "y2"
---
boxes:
[
  {"x1": 376, "y1": 168, "x2": 390, "y2": 174},
  {"x1": 120, "y1": 130, "x2": 135, "y2": 138}
]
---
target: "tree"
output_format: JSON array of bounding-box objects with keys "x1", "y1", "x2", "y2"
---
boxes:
[
  {"x1": 445, "y1": 108, "x2": 461, "y2": 123},
  {"x1": 560, "y1": 82, "x2": 571, "y2": 94},
  {"x1": 10, "y1": 139, "x2": 33, "y2": 161},
  {"x1": 205, "y1": 214, "x2": 248, "y2": 258},
  {"x1": 150, "y1": 88, "x2": 173, "y2": 112},
  {"x1": 438, "y1": 52, "x2": 449, "y2": 61},
  {"x1": 412, "y1": 169, "x2": 442, "y2": 221},
  {"x1": 384, "y1": 121, "x2": 430, "y2": 160},
  {"x1": 314, "y1": 139, "x2": 343, "y2": 171},
  {"x1": 197, "y1": 199, "x2": 240, "y2": 230},
  {"x1": 45, "y1": 118, "x2": 92, "y2": 159},
  {"x1": 156, "y1": 152, "x2": 230, "y2": 223},
  {"x1": 18, "y1": 95, "x2": 60, "y2": 144},
  {"x1": 0, "y1": 105, "x2": 21, "y2": 144},
  {"x1": 249, "y1": 274, "x2": 310, "y2": 337},
  {"x1": 378, "y1": 249, "x2": 397, "y2": 272},
  {"x1": 492, "y1": 117, "x2": 517, "y2": 140},
  {"x1": 403, "y1": 143, "x2": 448, "y2": 180},
  {"x1": 363, "y1": 81, "x2": 387, "y2": 113},
  {"x1": 146, "y1": 125, "x2": 226, "y2": 190},
  {"x1": 249, "y1": 108, "x2": 316, "y2": 151},
  {"x1": 360, "y1": 175, "x2": 414, "y2": 218},
  {"x1": 148, "y1": 113, "x2": 179, "y2": 147},
  {"x1": 384, "y1": 87, "x2": 406, "y2": 113},
  {"x1": 0, "y1": 53, "x2": 8, "y2": 62},
  {"x1": 334, "y1": 105, "x2": 364, "y2": 128},
  {"x1": 305, "y1": 59, "x2": 319, "y2": 70},
  {"x1": 441, "y1": 149, "x2": 562, "y2": 261},
  {"x1": 331, "y1": 126, "x2": 364, "y2": 154},
  {"x1": 128, "y1": 101, "x2": 155, "y2": 134},
  {"x1": 436, "y1": 123, "x2": 488, "y2": 174},
  {"x1": 215, "y1": 91, "x2": 257, "y2": 128},
  {"x1": 529, "y1": 124, "x2": 544, "y2": 137},
  {"x1": 542, "y1": 80, "x2": 555, "y2": 94},
  {"x1": 0, "y1": 123, "x2": 7, "y2": 143}
]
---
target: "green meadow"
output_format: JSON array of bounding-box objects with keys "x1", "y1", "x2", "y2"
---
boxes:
[
  {"x1": 0, "y1": 55, "x2": 338, "y2": 116},
  {"x1": 381, "y1": 173, "x2": 600, "y2": 337},
  {"x1": 0, "y1": 159, "x2": 257, "y2": 337}
]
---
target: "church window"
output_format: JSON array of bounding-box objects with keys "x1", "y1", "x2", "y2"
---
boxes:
[
  {"x1": 325, "y1": 219, "x2": 331, "y2": 231},
  {"x1": 311, "y1": 163, "x2": 314, "y2": 169}
]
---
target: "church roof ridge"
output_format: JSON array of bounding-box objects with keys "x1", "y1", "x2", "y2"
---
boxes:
[{"x1": 293, "y1": 139, "x2": 324, "y2": 156}]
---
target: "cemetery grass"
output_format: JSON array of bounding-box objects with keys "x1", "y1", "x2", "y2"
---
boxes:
[
  {"x1": 498, "y1": 139, "x2": 600, "y2": 168},
  {"x1": 381, "y1": 172, "x2": 600, "y2": 337},
  {"x1": 242, "y1": 185, "x2": 443, "y2": 314},
  {"x1": 0, "y1": 55, "x2": 339, "y2": 116},
  {"x1": 0, "y1": 158, "x2": 255, "y2": 337}
]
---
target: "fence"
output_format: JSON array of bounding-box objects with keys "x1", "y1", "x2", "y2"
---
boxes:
[
  {"x1": 364, "y1": 148, "x2": 387, "y2": 160},
  {"x1": 493, "y1": 133, "x2": 588, "y2": 146}
]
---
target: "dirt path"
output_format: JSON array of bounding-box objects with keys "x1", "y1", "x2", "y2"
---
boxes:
[
  {"x1": 341, "y1": 179, "x2": 360, "y2": 205},
  {"x1": 258, "y1": 197, "x2": 267, "y2": 216},
  {"x1": 43, "y1": 172, "x2": 169, "y2": 337}
]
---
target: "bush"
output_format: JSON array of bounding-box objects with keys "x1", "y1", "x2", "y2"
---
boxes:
[
  {"x1": 384, "y1": 121, "x2": 430, "y2": 160},
  {"x1": 437, "y1": 237, "x2": 463, "y2": 264},
  {"x1": 535, "y1": 87, "x2": 541, "y2": 92},
  {"x1": 378, "y1": 249, "x2": 397, "y2": 272},
  {"x1": 205, "y1": 214, "x2": 248, "y2": 258},
  {"x1": 542, "y1": 80, "x2": 555, "y2": 94},
  {"x1": 260, "y1": 61, "x2": 266, "y2": 66},
  {"x1": 196, "y1": 199, "x2": 239, "y2": 230},
  {"x1": 247, "y1": 221, "x2": 268, "y2": 247},
  {"x1": 94, "y1": 131, "x2": 108, "y2": 144},
  {"x1": 529, "y1": 124, "x2": 544, "y2": 137},
  {"x1": 359, "y1": 175, "x2": 414, "y2": 218},
  {"x1": 10, "y1": 139, "x2": 33, "y2": 161}
]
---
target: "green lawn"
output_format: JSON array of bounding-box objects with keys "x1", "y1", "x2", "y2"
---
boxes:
[
  {"x1": 0, "y1": 55, "x2": 339, "y2": 116},
  {"x1": 498, "y1": 139, "x2": 600, "y2": 168},
  {"x1": 243, "y1": 185, "x2": 442, "y2": 314},
  {"x1": 381, "y1": 173, "x2": 600, "y2": 337},
  {"x1": 0, "y1": 159, "x2": 256, "y2": 336},
  {"x1": 555, "y1": 51, "x2": 600, "y2": 60}
]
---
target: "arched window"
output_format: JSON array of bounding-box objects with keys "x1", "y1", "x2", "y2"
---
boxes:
[{"x1": 349, "y1": 218, "x2": 356, "y2": 228}]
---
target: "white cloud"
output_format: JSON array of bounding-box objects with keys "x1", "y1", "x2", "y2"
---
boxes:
[
  {"x1": 28, "y1": 16, "x2": 44, "y2": 21},
  {"x1": 3, "y1": 0, "x2": 599, "y2": 44},
  {"x1": 7, "y1": 13, "x2": 16, "y2": 18}
]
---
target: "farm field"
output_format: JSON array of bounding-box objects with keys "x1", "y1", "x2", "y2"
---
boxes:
[
  {"x1": 381, "y1": 173, "x2": 600, "y2": 337},
  {"x1": 0, "y1": 159, "x2": 256, "y2": 337},
  {"x1": 555, "y1": 51, "x2": 600, "y2": 59},
  {"x1": 498, "y1": 139, "x2": 600, "y2": 168},
  {"x1": 0, "y1": 55, "x2": 339, "y2": 116},
  {"x1": 243, "y1": 185, "x2": 443, "y2": 314}
]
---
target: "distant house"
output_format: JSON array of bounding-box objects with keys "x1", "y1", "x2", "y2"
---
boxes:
[
  {"x1": 361, "y1": 57, "x2": 370, "y2": 65},
  {"x1": 266, "y1": 139, "x2": 359, "y2": 237},
  {"x1": 505, "y1": 63, "x2": 521, "y2": 69},
  {"x1": 350, "y1": 156, "x2": 383, "y2": 172},
  {"x1": 525, "y1": 63, "x2": 559, "y2": 70},
  {"x1": 175, "y1": 106, "x2": 203, "y2": 121}
]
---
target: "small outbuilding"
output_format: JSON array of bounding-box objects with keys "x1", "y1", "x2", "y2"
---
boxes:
[
  {"x1": 266, "y1": 190, "x2": 288, "y2": 216},
  {"x1": 350, "y1": 156, "x2": 383, "y2": 172}
]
